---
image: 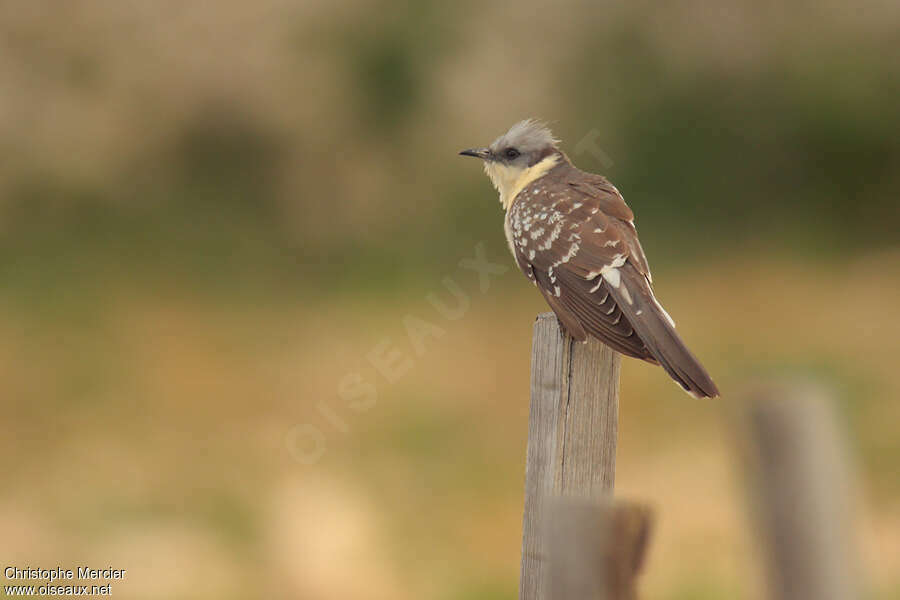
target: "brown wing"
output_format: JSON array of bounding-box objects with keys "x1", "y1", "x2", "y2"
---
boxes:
[
  {"x1": 565, "y1": 169, "x2": 652, "y2": 282},
  {"x1": 506, "y1": 164, "x2": 654, "y2": 361},
  {"x1": 507, "y1": 161, "x2": 719, "y2": 397}
]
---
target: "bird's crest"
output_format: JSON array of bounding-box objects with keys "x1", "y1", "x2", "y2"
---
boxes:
[{"x1": 490, "y1": 119, "x2": 559, "y2": 154}]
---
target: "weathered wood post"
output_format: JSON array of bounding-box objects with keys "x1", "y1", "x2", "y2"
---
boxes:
[
  {"x1": 737, "y1": 380, "x2": 859, "y2": 600},
  {"x1": 545, "y1": 498, "x2": 653, "y2": 600},
  {"x1": 520, "y1": 312, "x2": 621, "y2": 599}
]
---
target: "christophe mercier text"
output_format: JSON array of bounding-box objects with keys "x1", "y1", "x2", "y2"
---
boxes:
[{"x1": 4, "y1": 566, "x2": 126, "y2": 595}]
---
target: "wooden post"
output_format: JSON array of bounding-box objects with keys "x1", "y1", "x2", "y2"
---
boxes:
[
  {"x1": 737, "y1": 380, "x2": 858, "y2": 600},
  {"x1": 520, "y1": 313, "x2": 621, "y2": 599},
  {"x1": 546, "y1": 499, "x2": 653, "y2": 600}
]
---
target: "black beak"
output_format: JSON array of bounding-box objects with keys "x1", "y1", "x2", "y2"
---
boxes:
[{"x1": 459, "y1": 147, "x2": 491, "y2": 160}]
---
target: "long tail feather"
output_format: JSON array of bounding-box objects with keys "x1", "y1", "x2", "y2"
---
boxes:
[{"x1": 605, "y1": 263, "x2": 720, "y2": 398}]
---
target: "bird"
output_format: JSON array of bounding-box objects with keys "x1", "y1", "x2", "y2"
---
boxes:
[{"x1": 459, "y1": 119, "x2": 719, "y2": 398}]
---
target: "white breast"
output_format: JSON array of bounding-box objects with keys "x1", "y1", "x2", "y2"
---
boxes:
[{"x1": 503, "y1": 212, "x2": 517, "y2": 259}]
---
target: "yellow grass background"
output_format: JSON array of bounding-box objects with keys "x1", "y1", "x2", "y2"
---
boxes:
[{"x1": 2, "y1": 251, "x2": 898, "y2": 599}]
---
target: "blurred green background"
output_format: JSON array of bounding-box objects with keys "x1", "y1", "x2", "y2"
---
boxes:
[{"x1": 1, "y1": 1, "x2": 898, "y2": 599}]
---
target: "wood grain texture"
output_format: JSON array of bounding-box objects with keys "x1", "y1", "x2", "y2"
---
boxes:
[{"x1": 520, "y1": 312, "x2": 621, "y2": 600}]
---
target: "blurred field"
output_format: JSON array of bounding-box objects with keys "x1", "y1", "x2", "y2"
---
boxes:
[
  {"x1": 1, "y1": 1, "x2": 899, "y2": 599},
  {"x1": 2, "y1": 250, "x2": 899, "y2": 599}
]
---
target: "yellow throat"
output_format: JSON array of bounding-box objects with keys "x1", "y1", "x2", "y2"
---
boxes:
[{"x1": 484, "y1": 154, "x2": 559, "y2": 211}]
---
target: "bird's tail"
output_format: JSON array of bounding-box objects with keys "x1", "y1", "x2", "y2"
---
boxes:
[{"x1": 607, "y1": 263, "x2": 720, "y2": 398}]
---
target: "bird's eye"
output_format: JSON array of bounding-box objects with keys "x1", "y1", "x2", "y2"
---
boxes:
[{"x1": 505, "y1": 148, "x2": 520, "y2": 159}]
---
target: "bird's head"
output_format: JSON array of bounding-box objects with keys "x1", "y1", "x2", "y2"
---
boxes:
[
  {"x1": 460, "y1": 119, "x2": 560, "y2": 168},
  {"x1": 459, "y1": 119, "x2": 563, "y2": 208}
]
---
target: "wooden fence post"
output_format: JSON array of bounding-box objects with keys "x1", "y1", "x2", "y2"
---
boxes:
[
  {"x1": 737, "y1": 380, "x2": 859, "y2": 600},
  {"x1": 520, "y1": 312, "x2": 621, "y2": 599},
  {"x1": 546, "y1": 498, "x2": 653, "y2": 600}
]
